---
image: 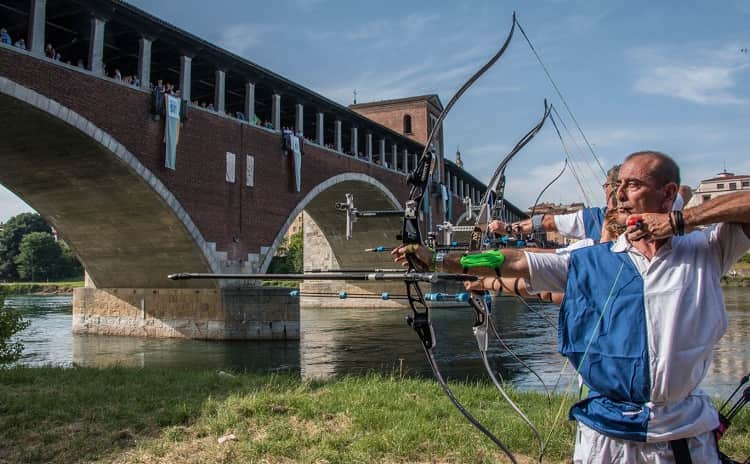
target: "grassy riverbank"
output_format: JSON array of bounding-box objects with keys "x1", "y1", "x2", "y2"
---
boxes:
[
  {"x1": 0, "y1": 280, "x2": 84, "y2": 295},
  {"x1": 0, "y1": 367, "x2": 747, "y2": 463}
]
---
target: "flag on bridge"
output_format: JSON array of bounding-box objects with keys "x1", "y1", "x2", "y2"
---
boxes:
[{"x1": 164, "y1": 95, "x2": 181, "y2": 170}]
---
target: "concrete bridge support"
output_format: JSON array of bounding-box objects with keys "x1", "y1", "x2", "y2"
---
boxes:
[{"x1": 73, "y1": 286, "x2": 299, "y2": 340}]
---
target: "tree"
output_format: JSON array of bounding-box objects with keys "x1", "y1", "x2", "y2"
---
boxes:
[
  {"x1": 0, "y1": 289, "x2": 30, "y2": 365},
  {"x1": 268, "y1": 231, "x2": 303, "y2": 274},
  {"x1": 0, "y1": 213, "x2": 51, "y2": 280},
  {"x1": 14, "y1": 232, "x2": 67, "y2": 281},
  {"x1": 60, "y1": 241, "x2": 84, "y2": 279}
]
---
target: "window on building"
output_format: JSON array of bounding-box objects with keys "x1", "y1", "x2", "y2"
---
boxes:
[
  {"x1": 703, "y1": 194, "x2": 711, "y2": 201},
  {"x1": 730, "y1": 182, "x2": 737, "y2": 190},
  {"x1": 403, "y1": 114, "x2": 412, "y2": 134},
  {"x1": 742, "y1": 181, "x2": 750, "y2": 188},
  {"x1": 717, "y1": 183, "x2": 724, "y2": 189}
]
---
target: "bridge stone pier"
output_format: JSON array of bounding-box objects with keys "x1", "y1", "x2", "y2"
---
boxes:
[{"x1": 0, "y1": 1, "x2": 497, "y2": 339}]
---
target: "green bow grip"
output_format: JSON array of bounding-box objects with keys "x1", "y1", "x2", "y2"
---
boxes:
[{"x1": 460, "y1": 250, "x2": 505, "y2": 269}]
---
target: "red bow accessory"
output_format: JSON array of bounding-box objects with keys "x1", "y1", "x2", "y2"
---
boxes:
[{"x1": 627, "y1": 216, "x2": 643, "y2": 227}]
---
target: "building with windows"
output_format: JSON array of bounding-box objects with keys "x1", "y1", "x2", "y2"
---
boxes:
[{"x1": 686, "y1": 170, "x2": 750, "y2": 208}]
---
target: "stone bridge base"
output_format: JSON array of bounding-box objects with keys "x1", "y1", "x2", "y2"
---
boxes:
[{"x1": 72, "y1": 287, "x2": 300, "y2": 340}]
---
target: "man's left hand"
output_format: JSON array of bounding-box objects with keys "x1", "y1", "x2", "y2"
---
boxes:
[{"x1": 391, "y1": 244, "x2": 434, "y2": 272}]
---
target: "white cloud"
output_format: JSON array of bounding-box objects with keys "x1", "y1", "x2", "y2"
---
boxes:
[
  {"x1": 346, "y1": 13, "x2": 439, "y2": 42},
  {"x1": 219, "y1": 23, "x2": 279, "y2": 56},
  {"x1": 630, "y1": 44, "x2": 749, "y2": 105},
  {"x1": 346, "y1": 19, "x2": 391, "y2": 41},
  {"x1": 635, "y1": 64, "x2": 748, "y2": 105}
]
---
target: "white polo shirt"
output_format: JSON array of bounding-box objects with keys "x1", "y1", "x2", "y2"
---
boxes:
[{"x1": 525, "y1": 222, "x2": 750, "y2": 441}]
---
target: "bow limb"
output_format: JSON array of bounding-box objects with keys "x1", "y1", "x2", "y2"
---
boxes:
[
  {"x1": 402, "y1": 11, "x2": 520, "y2": 463},
  {"x1": 470, "y1": 100, "x2": 551, "y2": 250},
  {"x1": 463, "y1": 100, "x2": 553, "y2": 462}
]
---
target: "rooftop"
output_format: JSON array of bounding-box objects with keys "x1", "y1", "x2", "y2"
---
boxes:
[{"x1": 350, "y1": 94, "x2": 443, "y2": 111}]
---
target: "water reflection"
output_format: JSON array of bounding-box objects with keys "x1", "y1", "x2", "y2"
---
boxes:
[{"x1": 5, "y1": 290, "x2": 749, "y2": 397}]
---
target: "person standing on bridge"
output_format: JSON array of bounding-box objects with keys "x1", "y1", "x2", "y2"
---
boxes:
[{"x1": 394, "y1": 150, "x2": 750, "y2": 463}]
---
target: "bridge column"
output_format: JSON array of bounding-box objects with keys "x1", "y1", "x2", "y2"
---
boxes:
[
  {"x1": 391, "y1": 143, "x2": 398, "y2": 171},
  {"x1": 446, "y1": 171, "x2": 451, "y2": 193},
  {"x1": 402, "y1": 148, "x2": 409, "y2": 173},
  {"x1": 272, "y1": 94, "x2": 281, "y2": 131},
  {"x1": 180, "y1": 55, "x2": 192, "y2": 101},
  {"x1": 137, "y1": 37, "x2": 152, "y2": 89},
  {"x1": 412, "y1": 154, "x2": 417, "y2": 172},
  {"x1": 365, "y1": 132, "x2": 373, "y2": 163},
  {"x1": 214, "y1": 69, "x2": 226, "y2": 113},
  {"x1": 28, "y1": 0, "x2": 46, "y2": 55},
  {"x1": 459, "y1": 179, "x2": 464, "y2": 199},
  {"x1": 245, "y1": 81, "x2": 255, "y2": 123},
  {"x1": 295, "y1": 103, "x2": 304, "y2": 136},
  {"x1": 334, "y1": 119, "x2": 342, "y2": 152},
  {"x1": 88, "y1": 15, "x2": 107, "y2": 75},
  {"x1": 379, "y1": 138, "x2": 386, "y2": 168},
  {"x1": 350, "y1": 126, "x2": 358, "y2": 156},
  {"x1": 452, "y1": 175, "x2": 458, "y2": 195},
  {"x1": 316, "y1": 112, "x2": 324, "y2": 145}
]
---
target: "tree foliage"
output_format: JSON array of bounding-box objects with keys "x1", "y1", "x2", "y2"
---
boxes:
[
  {"x1": 0, "y1": 213, "x2": 83, "y2": 282},
  {"x1": 268, "y1": 231, "x2": 303, "y2": 274},
  {"x1": 15, "y1": 232, "x2": 65, "y2": 281},
  {"x1": 0, "y1": 213, "x2": 51, "y2": 280},
  {"x1": 0, "y1": 289, "x2": 30, "y2": 365}
]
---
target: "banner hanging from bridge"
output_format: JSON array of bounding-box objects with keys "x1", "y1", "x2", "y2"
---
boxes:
[{"x1": 164, "y1": 95, "x2": 181, "y2": 170}]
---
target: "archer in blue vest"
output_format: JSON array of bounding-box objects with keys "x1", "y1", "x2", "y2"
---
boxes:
[{"x1": 394, "y1": 151, "x2": 750, "y2": 463}]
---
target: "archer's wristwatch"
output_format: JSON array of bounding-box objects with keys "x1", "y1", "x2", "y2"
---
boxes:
[{"x1": 435, "y1": 251, "x2": 446, "y2": 272}]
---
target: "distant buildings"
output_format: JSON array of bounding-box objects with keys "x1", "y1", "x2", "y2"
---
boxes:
[{"x1": 686, "y1": 170, "x2": 750, "y2": 208}]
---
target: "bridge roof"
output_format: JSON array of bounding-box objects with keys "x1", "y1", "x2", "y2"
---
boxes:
[{"x1": 69, "y1": 0, "x2": 427, "y2": 151}]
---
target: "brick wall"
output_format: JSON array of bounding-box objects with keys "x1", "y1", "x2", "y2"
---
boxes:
[{"x1": 0, "y1": 47, "x2": 440, "y2": 261}]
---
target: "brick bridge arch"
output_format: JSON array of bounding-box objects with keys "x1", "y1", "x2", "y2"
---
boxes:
[
  {"x1": 0, "y1": 77, "x2": 217, "y2": 289},
  {"x1": 266, "y1": 173, "x2": 402, "y2": 273}
]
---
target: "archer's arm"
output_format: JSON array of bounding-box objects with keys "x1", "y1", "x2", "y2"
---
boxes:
[
  {"x1": 683, "y1": 191, "x2": 750, "y2": 237},
  {"x1": 440, "y1": 248, "x2": 531, "y2": 279}
]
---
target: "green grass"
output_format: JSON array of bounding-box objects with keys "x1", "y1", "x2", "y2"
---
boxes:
[
  {"x1": 0, "y1": 367, "x2": 747, "y2": 463},
  {"x1": 0, "y1": 280, "x2": 84, "y2": 295}
]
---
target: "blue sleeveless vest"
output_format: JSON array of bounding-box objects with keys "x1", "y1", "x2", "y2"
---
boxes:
[
  {"x1": 581, "y1": 207, "x2": 605, "y2": 242},
  {"x1": 560, "y1": 243, "x2": 652, "y2": 441}
]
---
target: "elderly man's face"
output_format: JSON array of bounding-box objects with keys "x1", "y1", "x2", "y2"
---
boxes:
[{"x1": 616, "y1": 155, "x2": 676, "y2": 215}]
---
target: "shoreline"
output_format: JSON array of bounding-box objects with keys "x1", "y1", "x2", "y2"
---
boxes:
[{"x1": 0, "y1": 281, "x2": 83, "y2": 296}]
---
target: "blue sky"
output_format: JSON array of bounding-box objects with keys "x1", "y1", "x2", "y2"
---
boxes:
[{"x1": 2, "y1": 0, "x2": 748, "y2": 221}]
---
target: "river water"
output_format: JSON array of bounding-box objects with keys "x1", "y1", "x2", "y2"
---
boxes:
[{"x1": 5, "y1": 288, "x2": 750, "y2": 398}]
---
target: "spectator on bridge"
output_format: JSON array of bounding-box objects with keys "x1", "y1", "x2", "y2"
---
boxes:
[
  {"x1": 76, "y1": 58, "x2": 84, "y2": 68},
  {"x1": 113, "y1": 68, "x2": 122, "y2": 80},
  {"x1": 54, "y1": 51, "x2": 61, "y2": 61},
  {"x1": 45, "y1": 43, "x2": 55, "y2": 58},
  {"x1": 13, "y1": 38, "x2": 25, "y2": 50},
  {"x1": 1, "y1": 28, "x2": 11, "y2": 45}
]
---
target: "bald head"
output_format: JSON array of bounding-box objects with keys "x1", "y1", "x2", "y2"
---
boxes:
[{"x1": 624, "y1": 151, "x2": 680, "y2": 187}]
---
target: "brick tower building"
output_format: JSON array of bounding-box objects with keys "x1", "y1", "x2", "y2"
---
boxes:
[{"x1": 350, "y1": 95, "x2": 445, "y2": 182}]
